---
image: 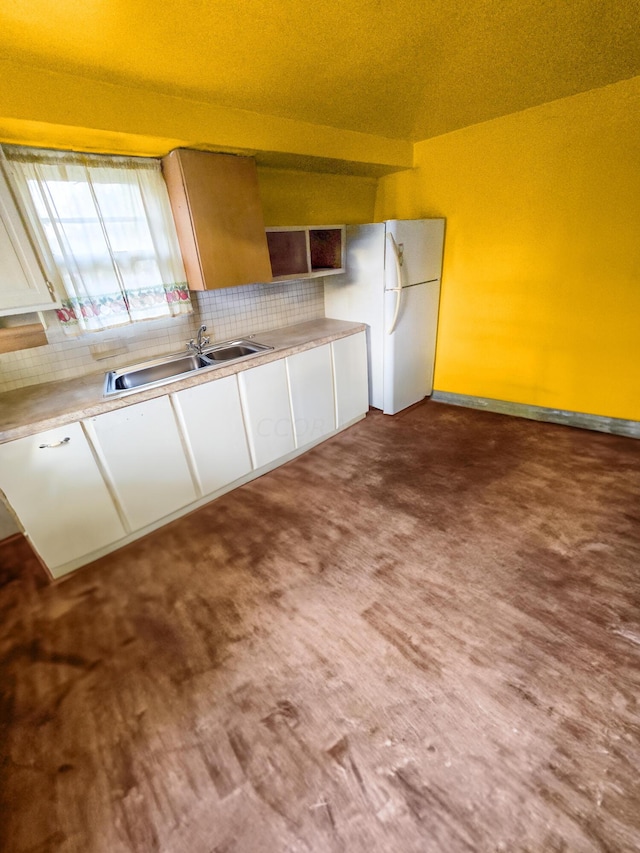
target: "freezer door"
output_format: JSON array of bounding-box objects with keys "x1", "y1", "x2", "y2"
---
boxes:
[
  {"x1": 385, "y1": 219, "x2": 445, "y2": 287},
  {"x1": 383, "y1": 279, "x2": 440, "y2": 415}
]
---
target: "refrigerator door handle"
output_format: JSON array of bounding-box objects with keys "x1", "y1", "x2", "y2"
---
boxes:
[{"x1": 386, "y1": 233, "x2": 404, "y2": 335}]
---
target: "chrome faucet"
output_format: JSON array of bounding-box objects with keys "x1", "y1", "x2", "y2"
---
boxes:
[{"x1": 187, "y1": 324, "x2": 210, "y2": 355}]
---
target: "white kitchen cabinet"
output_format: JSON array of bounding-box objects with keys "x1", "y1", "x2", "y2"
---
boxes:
[
  {"x1": 286, "y1": 344, "x2": 335, "y2": 448},
  {"x1": 238, "y1": 359, "x2": 295, "y2": 468},
  {"x1": 85, "y1": 396, "x2": 197, "y2": 531},
  {"x1": 0, "y1": 165, "x2": 58, "y2": 315},
  {"x1": 0, "y1": 422, "x2": 126, "y2": 574},
  {"x1": 172, "y1": 375, "x2": 253, "y2": 496},
  {"x1": 0, "y1": 327, "x2": 369, "y2": 578},
  {"x1": 332, "y1": 331, "x2": 369, "y2": 427}
]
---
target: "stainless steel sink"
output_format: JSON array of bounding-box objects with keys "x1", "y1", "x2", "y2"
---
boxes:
[
  {"x1": 103, "y1": 338, "x2": 272, "y2": 396},
  {"x1": 104, "y1": 352, "x2": 207, "y2": 394},
  {"x1": 200, "y1": 340, "x2": 272, "y2": 363}
]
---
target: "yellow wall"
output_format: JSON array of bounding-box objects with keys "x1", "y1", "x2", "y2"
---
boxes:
[
  {"x1": 257, "y1": 168, "x2": 377, "y2": 226},
  {"x1": 376, "y1": 76, "x2": 640, "y2": 421}
]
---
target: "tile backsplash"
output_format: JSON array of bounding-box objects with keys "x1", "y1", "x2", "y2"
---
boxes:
[{"x1": 0, "y1": 278, "x2": 325, "y2": 393}]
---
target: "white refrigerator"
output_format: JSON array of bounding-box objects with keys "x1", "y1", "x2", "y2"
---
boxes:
[{"x1": 324, "y1": 218, "x2": 445, "y2": 415}]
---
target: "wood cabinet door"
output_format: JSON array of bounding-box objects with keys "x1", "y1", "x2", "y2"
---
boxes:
[
  {"x1": 0, "y1": 171, "x2": 56, "y2": 315},
  {"x1": 286, "y1": 344, "x2": 335, "y2": 448},
  {"x1": 0, "y1": 422, "x2": 126, "y2": 573},
  {"x1": 172, "y1": 375, "x2": 253, "y2": 496},
  {"x1": 86, "y1": 396, "x2": 197, "y2": 531},
  {"x1": 162, "y1": 149, "x2": 272, "y2": 290},
  {"x1": 238, "y1": 360, "x2": 295, "y2": 469},
  {"x1": 332, "y1": 332, "x2": 369, "y2": 428}
]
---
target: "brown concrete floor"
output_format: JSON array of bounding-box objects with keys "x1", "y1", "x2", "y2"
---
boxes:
[{"x1": 1, "y1": 401, "x2": 639, "y2": 852}]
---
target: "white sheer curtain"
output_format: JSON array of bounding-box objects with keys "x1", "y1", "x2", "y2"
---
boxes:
[{"x1": 3, "y1": 146, "x2": 192, "y2": 335}]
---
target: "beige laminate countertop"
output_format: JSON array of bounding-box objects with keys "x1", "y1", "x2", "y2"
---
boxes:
[{"x1": 0, "y1": 318, "x2": 366, "y2": 443}]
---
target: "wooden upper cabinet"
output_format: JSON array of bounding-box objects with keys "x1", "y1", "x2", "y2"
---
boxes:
[{"x1": 162, "y1": 149, "x2": 272, "y2": 290}]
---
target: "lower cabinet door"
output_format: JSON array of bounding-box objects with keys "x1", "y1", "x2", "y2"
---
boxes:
[
  {"x1": 172, "y1": 375, "x2": 253, "y2": 496},
  {"x1": 86, "y1": 396, "x2": 197, "y2": 531},
  {"x1": 286, "y1": 344, "x2": 335, "y2": 448},
  {"x1": 332, "y1": 331, "x2": 369, "y2": 428},
  {"x1": 238, "y1": 359, "x2": 295, "y2": 468},
  {"x1": 0, "y1": 422, "x2": 126, "y2": 573}
]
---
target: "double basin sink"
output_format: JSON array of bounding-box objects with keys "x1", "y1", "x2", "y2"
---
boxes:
[{"x1": 103, "y1": 339, "x2": 273, "y2": 396}]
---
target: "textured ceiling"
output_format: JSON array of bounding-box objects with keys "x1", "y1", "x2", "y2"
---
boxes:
[{"x1": 1, "y1": 0, "x2": 639, "y2": 141}]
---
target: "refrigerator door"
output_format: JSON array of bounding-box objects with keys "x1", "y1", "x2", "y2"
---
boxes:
[
  {"x1": 385, "y1": 219, "x2": 445, "y2": 287},
  {"x1": 383, "y1": 279, "x2": 440, "y2": 415}
]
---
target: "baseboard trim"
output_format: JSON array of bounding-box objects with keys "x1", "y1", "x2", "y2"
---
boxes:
[
  {"x1": 431, "y1": 391, "x2": 640, "y2": 439},
  {"x1": 0, "y1": 531, "x2": 24, "y2": 546}
]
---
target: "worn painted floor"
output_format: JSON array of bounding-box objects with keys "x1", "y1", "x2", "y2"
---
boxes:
[{"x1": 1, "y1": 402, "x2": 639, "y2": 852}]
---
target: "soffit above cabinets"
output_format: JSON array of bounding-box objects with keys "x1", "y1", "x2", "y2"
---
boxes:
[
  {"x1": 0, "y1": 63, "x2": 413, "y2": 177},
  {"x1": 0, "y1": 0, "x2": 639, "y2": 143}
]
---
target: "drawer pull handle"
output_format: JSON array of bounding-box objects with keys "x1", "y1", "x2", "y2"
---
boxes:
[{"x1": 39, "y1": 437, "x2": 71, "y2": 449}]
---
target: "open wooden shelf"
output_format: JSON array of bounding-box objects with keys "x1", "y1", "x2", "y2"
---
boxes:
[
  {"x1": 266, "y1": 225, "x2": 345, "y2": 281},
  {"x1": 0, "y1": 322, "x2": 47, "y2": 353}
]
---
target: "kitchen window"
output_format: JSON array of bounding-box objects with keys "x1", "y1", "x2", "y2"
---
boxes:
[{"x1": 2, "y1": 146, "x2": 191, "y2": 335}]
